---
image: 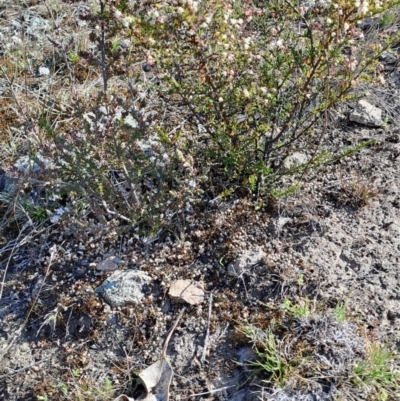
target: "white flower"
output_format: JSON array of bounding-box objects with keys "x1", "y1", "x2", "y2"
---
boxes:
[
  {"x1": 55, "y1": 207, "x2": 67, "y2": 215},
  {"x1": 122, "y1": 17, "x2": 131, "y2": 28},
  {"x1": 268, "y1": 38, "x2": 284, "y2": 49},
  {"x1": 98, "y1": 106, "x2": 108, "y2": 115},
  {"x1": 360, "y1": 0, "x2": 369, "y2": 13},
  {"x1": 50, "y1": 215, "x2": 60, "y2": 223},
  {"x1": 114, "y1": 106, "x2": 124, "y2": 121},
  {"x1": 191, "y1": 1, "x2": 199, "y2": 12},
  {"x1": 124, "y1": 114, "x2": 138, "y2": 128},
  {"x1": 188, "y1": 180, "x2": 196, "y2": 188}
]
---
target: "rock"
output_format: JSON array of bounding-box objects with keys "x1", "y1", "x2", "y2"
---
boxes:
[
  {"x1": 228, "y1": 247, "x2": 266, "y2": 277},
  {"x1": 283, "y1": 152, "x2": 309, "y2": 170},
  {"x1": 349, "y1": 100, "x2": 382, "y2": 127},
  {"x1": 142, "y1": 62, "x2": 153, "y2": 72},
  {"x1": 38, "y1": 66, "x2": 50, "y2": 76},
  {"x1": 95, "y1": 270, "x2": 152, "y2": 307},
  {"x1": 96, "y1": 256, "x2": 123, "y2": 272},
  {"x1": 380, "y1": 51, "x2": 398, "y2": 65},
  {"x1": 168, "y1": 280, "x2": 204, "y2": 305}
]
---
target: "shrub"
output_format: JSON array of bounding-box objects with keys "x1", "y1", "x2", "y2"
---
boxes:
[
  {"x1": 127, "y1": 0, "x2": 399, "y2": 195},
  {"x1": 2, "y1": 0, "x2": 399, "y2": 231}
]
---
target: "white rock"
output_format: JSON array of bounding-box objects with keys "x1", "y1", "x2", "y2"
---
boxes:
[
  {"x1": 38, "y1": 66, "x2": 50, "y2": 76},
  {"x1": 169, "y1": 280, "x2": 204, "y2": 305},
  {"x1": 349, "y1": 100, "x2": 382, "y2": 127},
  {"x1": 283, "y1": 152, "x2": 309, "y2": 170}
]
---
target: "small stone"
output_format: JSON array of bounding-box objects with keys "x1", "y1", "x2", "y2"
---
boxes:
[
  {"x1": 283, "y1": 152, "x2": 309, "y2": 170},
  {"x1": 96, "y1": 270, "x2": 152, "y2": 307},
  {"x1": 169, "y1": 280, "x2": 204, "y2": 305},
  {"x1": 38, "y1": 66, "x2": 50, "y2": 76},
  {"x1": 349, "y1": 100, "x2": 382, "y2": 127},
  {"x1": 142, "y1": 62, "x2": 153, "y2": 72},
  {"x1": 96, "y1": 256, "x2": 123, "y2": 272},
  {"x1": 380, "y1": 51, "x2": 398, "y2": 65}
]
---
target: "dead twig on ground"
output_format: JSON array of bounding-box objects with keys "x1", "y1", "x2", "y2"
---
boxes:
[{"x1": 201, "y1": 291, "x2": 213, "y2": 364}]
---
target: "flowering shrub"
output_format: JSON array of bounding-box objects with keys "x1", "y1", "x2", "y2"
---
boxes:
[
  {"x1": 122, "y1": 0, "x2": 399, "y2": 193},
  {"x1": 29, "y1": 0, "x2": 399, "y2": 230},
  {"x1": 49, "y1": 95, "x2": 198, "y2": 233}
]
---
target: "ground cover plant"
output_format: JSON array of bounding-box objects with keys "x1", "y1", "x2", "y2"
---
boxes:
[
  {"x1": 0, "y1": 0, "x2": 400, "y2": 400},
  {"x1": 238, "y1": 299, "x2": 400, "y2": 400}
]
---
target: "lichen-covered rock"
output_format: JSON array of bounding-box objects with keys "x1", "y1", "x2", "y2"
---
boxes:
[{"x1": 96, "y1": 270, "x2": 152, "y2": 307}]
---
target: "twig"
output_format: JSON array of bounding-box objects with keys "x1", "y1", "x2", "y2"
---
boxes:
[
  {"x1": 101, "y1": 200, "x2": 131, "y2": 222},
  {"x1": 201, "y1": 291, "x2": 213, "y2": 364},
  {"x1": 0, "y1": 357, "x2": 51, "y2": 379},
  {"x1": 151, "y1": 307, "x2": 186, "y2": 393},
  {"x1": 99, "y1": 1, "x2": 107, "y2": 93},
  {"x1": 161, "y1": 307, "x2": 186, "y2": 360},
  {"x1": 187, "y1": 385, "x2": 237, "y2": 397}
]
